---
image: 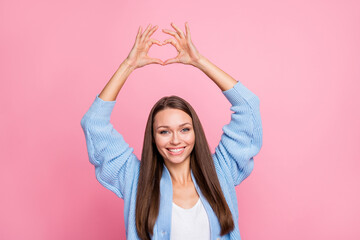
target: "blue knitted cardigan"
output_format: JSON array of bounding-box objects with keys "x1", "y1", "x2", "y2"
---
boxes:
[{"x1": 80, "y1": 80, "x2": 263, "y2": 240}]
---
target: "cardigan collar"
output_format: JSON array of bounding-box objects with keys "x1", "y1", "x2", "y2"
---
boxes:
[{"x1": 155, "y1": 163, "x2": 221, "y2": 239}]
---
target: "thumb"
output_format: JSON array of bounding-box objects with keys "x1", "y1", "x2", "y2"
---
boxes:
[{"x1": 148, "y1": 57, "x2": 164, "y2": 65}]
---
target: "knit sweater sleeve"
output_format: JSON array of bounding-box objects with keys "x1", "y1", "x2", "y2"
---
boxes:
[
  {"x1": 212, "y1": 81, "x2": 263, "y2": 186},
  {"x1": 80, "y1": 94, "x2": 140, "y2": 199}
]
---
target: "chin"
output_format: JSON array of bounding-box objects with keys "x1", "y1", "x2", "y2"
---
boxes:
[{"x1": 162, "y1": 148, "x2": 192, "y2": 165}]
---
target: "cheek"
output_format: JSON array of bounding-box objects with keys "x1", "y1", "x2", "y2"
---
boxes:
[
  {"x1": 154, "y1": 136, "x2": 167, "y2": 148},
  {"x1": 184, "y1": 133, "x2": 195, "y2": 145}
]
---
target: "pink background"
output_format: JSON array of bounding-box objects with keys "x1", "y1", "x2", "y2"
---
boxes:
[{"x1": 1, "y1": 0, "x2": 359, "y2": 239}]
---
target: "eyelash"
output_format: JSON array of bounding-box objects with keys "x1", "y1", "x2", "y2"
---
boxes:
[{"x1": 160, "y1": 128, "x2": 190, "y2": 134}]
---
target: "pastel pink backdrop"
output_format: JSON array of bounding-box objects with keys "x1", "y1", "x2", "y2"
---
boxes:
[{"x1": 1, "y1": 0, "x2": 359, "y2": 239}]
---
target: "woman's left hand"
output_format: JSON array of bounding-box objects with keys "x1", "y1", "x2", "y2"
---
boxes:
[{"x1": 162, "y1": 22, "x2": 202, "y2": 66}]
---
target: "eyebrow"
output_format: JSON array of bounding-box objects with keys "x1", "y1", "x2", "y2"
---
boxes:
[{"x1": 156, "y1": 122, "x2": 192, "y2": 130}]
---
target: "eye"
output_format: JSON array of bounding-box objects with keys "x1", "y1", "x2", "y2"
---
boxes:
[
  {"x1": 182, "y1": 128, "x2": 190, "y2": 132},
  {"x1": 160, "y1": 130, "x2": 168, "y2": 134}
]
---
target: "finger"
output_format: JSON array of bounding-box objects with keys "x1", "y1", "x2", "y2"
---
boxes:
[
  {"x1": 148, "y1": 58, "x2": 164, "y2": 65},
  {"x1": 135, "y1": 25, "x2": 142, "y2": 44},
  {"x1": 171, "y1": 22, "x2": 185, "y2": 38},
  {"x1": 142, "y1": 24, "x2": 152, "y2": 39},
  {"x1": 163, "y1": 38, "x2": 180, "y2": 51},
  {"x1": 163, "y1": 58, "x2": 179, "y2": 65},
  {"x1": 140, "y1": 24, "x2": 152, "y2": 42},
  {"x1": 149, "y1": 38, "x2": 163, "y2": 47},
  {"x1": 142, "y1": 24, "x2": 152, "y2": 35},
  {"x1": 162, "y1": 29, "x2": 181, "y2": 41},
  {"x1": 146, "y1": 25, "x2": 159, "y2": 41},
  {"x1": 185, "y1": 22, "x2": 191, "y2": 41},
  {"x1": 144, "y1": 39, "x2": 162, "y2": 53}
]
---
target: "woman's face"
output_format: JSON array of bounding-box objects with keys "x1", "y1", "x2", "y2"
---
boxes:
[{"x1": 153, "y1": 108, "x2": 195, "y2": 167}]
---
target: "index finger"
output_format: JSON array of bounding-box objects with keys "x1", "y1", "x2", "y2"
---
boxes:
[
  {"x1": 171, "y1": 22, "x2": 185, "y2": 38},
  {"x1": 135, "y1": 25, "x2": 142, "y2": 44},
  {"x1": 185, "y1": 22, "x2": 191, "y2": 40}
]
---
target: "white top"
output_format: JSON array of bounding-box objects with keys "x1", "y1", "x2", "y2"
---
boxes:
[{"x1": 170, "y1": 198, "x2": 210, "y2": 240}]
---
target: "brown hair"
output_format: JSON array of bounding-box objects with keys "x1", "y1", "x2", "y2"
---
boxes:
[{"x1": 135, "y1": 95, "x2": 234, "y2": 239}]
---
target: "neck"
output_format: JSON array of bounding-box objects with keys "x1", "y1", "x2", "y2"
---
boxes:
[{"x1": 164, "y1": 159, "x2": 192, "y2": 185}]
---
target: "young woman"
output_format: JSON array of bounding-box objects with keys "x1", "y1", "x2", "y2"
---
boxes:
[{"x1": 80, "y1": 22, "x2": 263, "y2": 240}]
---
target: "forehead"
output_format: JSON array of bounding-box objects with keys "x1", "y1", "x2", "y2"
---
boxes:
[{"x1": 153, "y1": 108, "x2": 192, "y2": 126}]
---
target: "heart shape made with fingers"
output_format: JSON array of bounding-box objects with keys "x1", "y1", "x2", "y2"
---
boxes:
[
  {"x1": 147, "y1": 40, "x2": 179, "y2": 65},
  {"x1": 127, "y1": 23, "x2": 200, "y2": 67}
]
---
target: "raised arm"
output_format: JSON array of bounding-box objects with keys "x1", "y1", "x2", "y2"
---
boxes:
[
  {"x1": 162, "y1": 22, "x2": 263, "y2": 185},
  {"x1": 99, "y1": 24, "x2": 163, "y2": 101},
  {"x1": 80, "y1": 24, "x2": 164, "y2": 198},
  {"x1": 161, "y1": 22, "x2": 237, "y2": 91},
  {"x1": 80, "y1": 96, "x2": 140, "y2": 199},
  {"x1": 213, "y1": 82, "x2": 263, "y2": 185}
]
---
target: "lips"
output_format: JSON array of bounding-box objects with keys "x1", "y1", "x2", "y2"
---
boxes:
[{"x1": 167, "y1": 147, "x2": 185, "y2": 155}]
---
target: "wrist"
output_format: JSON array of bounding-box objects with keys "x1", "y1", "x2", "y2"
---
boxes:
[
  {"x1": 121, "y1": 58, "x2": 137, "y2": 71},
  {"x1": 192, "y1": 54, "x2": 208, "y2": 69}
]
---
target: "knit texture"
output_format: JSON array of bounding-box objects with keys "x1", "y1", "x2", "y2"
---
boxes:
[{"x1": 80, "y1": 80, "x2": 263, "y2": 240}]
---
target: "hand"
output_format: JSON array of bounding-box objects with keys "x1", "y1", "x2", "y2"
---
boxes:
[
  {"x1": 162, "y1": 22, "x2": 202, "y2": 66},
  {"x1": 125, "y1": 24, "x2": 164, "y2": 69}
]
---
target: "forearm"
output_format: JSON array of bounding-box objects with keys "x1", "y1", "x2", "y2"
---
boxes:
[
  {"x1": 213, "y1": 80, "x2": 262, "y2": 186},
  {"x1": 98, "y1": 60, "x2": 136, "y2": 101},
  {"x1": 193, "y1": 55, "x2": 238, "y2": 91}
]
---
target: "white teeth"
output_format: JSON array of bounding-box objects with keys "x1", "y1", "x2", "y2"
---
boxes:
[{"x1": 168, "y1": 147, "x2": 185, "y2": 152}]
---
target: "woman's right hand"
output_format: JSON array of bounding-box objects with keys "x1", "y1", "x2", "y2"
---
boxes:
[{"x1": 124, "y1": 24, "x2": 164, "y2": 69}]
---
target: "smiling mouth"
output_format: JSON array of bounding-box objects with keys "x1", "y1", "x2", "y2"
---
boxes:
[{"x1": 167, "y1": 147, "x2": 185, "y2": 155}]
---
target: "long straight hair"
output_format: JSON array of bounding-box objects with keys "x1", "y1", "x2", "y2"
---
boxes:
[{"x1": 135, "y1": 95, "x2": 234, "y2": 240}]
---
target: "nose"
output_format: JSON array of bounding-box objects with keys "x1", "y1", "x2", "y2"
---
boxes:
[{"x1": 170, "y1": 132, "x2": 181, "y2": 145}]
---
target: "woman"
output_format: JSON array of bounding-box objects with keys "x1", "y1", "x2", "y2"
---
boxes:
[{"x1": 80, "y1": 22, "x2": 263, "y2": 240}]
